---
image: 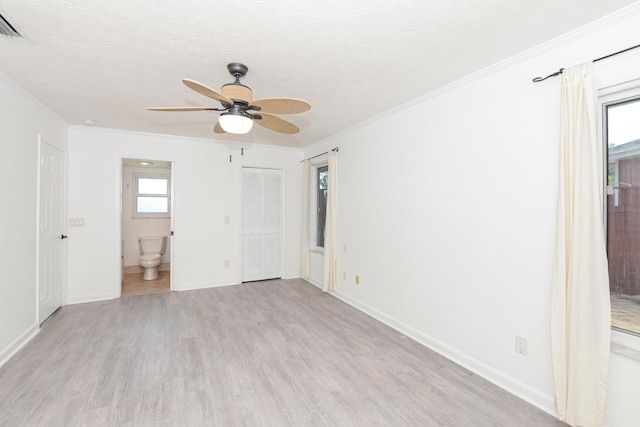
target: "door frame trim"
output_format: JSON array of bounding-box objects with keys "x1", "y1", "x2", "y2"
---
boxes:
[{"x1": 114, "y1": 155, "x2": 177, "y2": 297}]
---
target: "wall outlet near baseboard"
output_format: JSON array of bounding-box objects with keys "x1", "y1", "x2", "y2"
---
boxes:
[
  {"x1": 515, "y1": 335, "x2": 528, "y2": 356},
  {"x1": 355, "y1": 275, "x2": 360, "y2": 285}
]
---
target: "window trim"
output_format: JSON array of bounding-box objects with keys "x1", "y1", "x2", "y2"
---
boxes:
[
  {"x1": 599, "y1": 79, "x2": 640, "y2": 353},
  {"x1": 316, "y1": 165, "x2": 328, "y2": 248},
  {"x1": 612, "y1": 329, "x2": 640, "y2": 355},
  {"x1": 132, "y1": 172, "x2": 171, "y2": 219},
  {"x1": 309, "y1": 160, "x2": 328, "y2": 252}
]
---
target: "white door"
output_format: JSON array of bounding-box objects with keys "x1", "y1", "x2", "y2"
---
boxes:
[
  {"x1": 242, "y1": 168, "x2": 282, "y2": 282},
  {"x1": 39, "y1": 141, "x2": 65, "y2": 323}
]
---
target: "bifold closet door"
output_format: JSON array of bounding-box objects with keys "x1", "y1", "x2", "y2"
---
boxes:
[{"x1": 242, "y1": 168, "x2": 282, "y2": 282}]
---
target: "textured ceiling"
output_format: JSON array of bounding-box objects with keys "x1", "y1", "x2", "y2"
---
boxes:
[{"x1": 0, "y1": 0, "x2": 637, "y2": 147}]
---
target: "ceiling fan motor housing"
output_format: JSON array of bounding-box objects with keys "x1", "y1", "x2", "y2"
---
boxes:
[
  {"x1": 221, "y1": 62, "x2": 253, "y2": 103},
  {"x1": 221, "y1": 83, "x2": 253, "y2": 103}
]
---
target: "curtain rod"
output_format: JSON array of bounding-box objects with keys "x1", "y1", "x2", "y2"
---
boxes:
[
  {"x1": 532, "y1": 43, "x2": 640, "y2": 83},
  {"x1": 300, "y1": 147, "x2": 339, "y2": 163}
]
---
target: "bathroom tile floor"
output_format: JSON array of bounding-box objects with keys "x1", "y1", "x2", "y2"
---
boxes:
[
  {"x1": 611, "y1": 293, "x2": 640, "y2": 334},
  {"x1": 121, "y1": 271, "x2": 170, "y2": 297}
]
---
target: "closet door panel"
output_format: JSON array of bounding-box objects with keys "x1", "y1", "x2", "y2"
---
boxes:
[
  {"x1": 242, "y1": 233, "x2": 263, "y2": 282},
  {"x1": 242, "y1": 168, "x2": 282, "y2": 282},
  {"x1": 262, "y1": 170, "x2": 282, "y2": 279},
  {"x1": 262, "y1": 231, "x2": 282, "y2": 279}
]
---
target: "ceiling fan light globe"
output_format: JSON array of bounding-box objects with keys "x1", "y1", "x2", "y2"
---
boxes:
[{"x1": 219, "y1": 113, "x2": 253, "y2": 134}]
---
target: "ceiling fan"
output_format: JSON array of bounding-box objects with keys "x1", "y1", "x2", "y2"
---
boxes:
[{"x1": 148, "y1": 63, "x2": 310, "y2": 135}]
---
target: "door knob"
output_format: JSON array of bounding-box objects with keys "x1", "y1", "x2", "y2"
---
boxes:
[{"x1": 61, "y1": 234, "x2": 68, "y2": 239}]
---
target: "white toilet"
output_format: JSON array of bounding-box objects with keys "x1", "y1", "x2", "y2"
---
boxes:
[{"x1": 138, "y1": 236, "x2": 167, "y2": 281}]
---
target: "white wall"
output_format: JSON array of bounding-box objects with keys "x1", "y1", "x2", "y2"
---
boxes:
[
  {"x1": 67, "y1": 127, "x2": 302, "y2": 303},
  {"x1": 0, "y1": 72, "x2": 68, "y2": 366},
  {"x1": 122, "y1": 165, "x2": 171, "y2": 268},
  {"x1": 3, "y1": 4, "x2": 639, "y2": 425},
  {"x1": 304, "y1": 4, "x2": 640, "y2": 427}
]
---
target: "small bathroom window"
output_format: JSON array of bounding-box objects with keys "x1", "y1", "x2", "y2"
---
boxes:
[{"x1": 133, "y1": 173, "x2": 170, "y2": 218}]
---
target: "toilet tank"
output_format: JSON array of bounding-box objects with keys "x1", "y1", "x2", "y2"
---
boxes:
[{"x1": 138, "y1": 236, "x2": 167, "y2": 255}]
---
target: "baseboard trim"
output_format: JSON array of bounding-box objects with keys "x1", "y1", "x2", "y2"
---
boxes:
[
  {"x1": 0, "y1": 323, "x2": 39, "y2": 369},
  {"x1": 304, "y1": 277, "x2": 323, "y2": 288},
  {"x1": 66, "y1": 293, "x2": 115, "y2": 305},
  {"x1": 330, "y1": 290, "x2": 557, "y2": 418},
  {"x1": 177, "y1": 279, "x2": 240, "y2": 292}
]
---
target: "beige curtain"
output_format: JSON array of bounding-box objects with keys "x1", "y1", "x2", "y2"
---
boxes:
[
  {"x1": 551, "y1": 62, "x2": 611, "y2": 427},
  {"x1": 323, "y1": 150, "x2": 338, "y2": 292},
  {"x1": 301, "y1": 160, "x2": 310, "y2": 278}
]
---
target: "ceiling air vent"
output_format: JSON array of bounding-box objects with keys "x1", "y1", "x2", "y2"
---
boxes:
[{"x1": 0, "y1": 12, "x2": 23, "y2": 40}]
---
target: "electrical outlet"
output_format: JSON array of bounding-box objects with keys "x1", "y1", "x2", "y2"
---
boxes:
[
  {"x1": 515, "y1": 335, "x2": 528, "y2": 356},
  {"x1": 355, "y1": 275, "x2": 360, "y2": 285},
  {"x1": 224, "y1": 260, "x2": 229, "y2": 268}
]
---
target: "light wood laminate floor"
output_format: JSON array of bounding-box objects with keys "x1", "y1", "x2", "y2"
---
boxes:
[{"x1": 0, "y1": 279, "x2": 566, "y2": 426}]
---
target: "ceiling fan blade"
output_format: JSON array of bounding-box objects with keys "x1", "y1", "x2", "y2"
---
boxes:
[
  {"x1": 147, "y1": 106, "x2": 210, "y2": 111},
  {"x1": 249, "y1": 98, "x2": 311, "y2": 114},
  {"x1": 213, "y1": 122, "x2": 226, "y2": 134},
  {"x1": 182, "y1": 79, "x2": 233, "y2": 105},
  {"x1": 254, "y1": 113, "x2": 300, "y2": 134}
]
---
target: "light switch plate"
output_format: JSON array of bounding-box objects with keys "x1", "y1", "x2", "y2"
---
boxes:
[{"x1": 69, "y1": 218, "x2": 85, "y2": 227}]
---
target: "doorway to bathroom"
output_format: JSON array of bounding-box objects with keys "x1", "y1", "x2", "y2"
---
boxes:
[{"x1": 120, "y1": 158, "x2": 172, "y2": 297}]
